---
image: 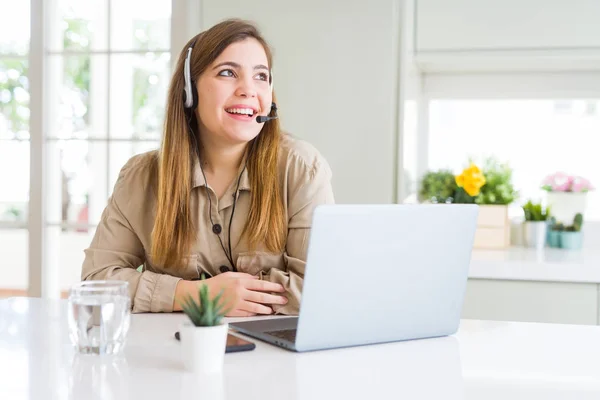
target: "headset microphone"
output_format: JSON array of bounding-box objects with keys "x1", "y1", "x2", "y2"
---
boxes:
[
  {"x1": 256, "y1": 102, "x2": 278, "y2": 123},
  {"x1": 256, "y1": 115, "x2": 278, "y2": 123}
]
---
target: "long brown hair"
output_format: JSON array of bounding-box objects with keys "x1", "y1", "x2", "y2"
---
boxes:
[{"x1": 151, "y1": 19, "x2": 286, "y2": 268}]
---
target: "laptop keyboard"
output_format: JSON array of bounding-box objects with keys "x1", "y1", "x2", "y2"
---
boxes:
[{"x1": 265, "y1": 329, "x2": 297, "y2": 342}]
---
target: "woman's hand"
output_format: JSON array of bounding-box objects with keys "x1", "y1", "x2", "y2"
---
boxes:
[{"x1": 174, "y1": 272, "x2": 288, "y2": 317}]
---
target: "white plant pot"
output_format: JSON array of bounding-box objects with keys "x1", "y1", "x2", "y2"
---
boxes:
[
  {"x1": 180, "y1": 321, "x2": 228, "y2": 374},
  {"x1": 546, "y1": 192, "x2": 587, "y2": 224},
  {"x1": 523, "y1": 221, "x2": 548, "y2": 250}
]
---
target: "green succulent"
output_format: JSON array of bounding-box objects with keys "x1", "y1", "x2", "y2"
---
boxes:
[
  {"x1": 565, "y1": 213, "x2": 584, "y2": 232},
  {"x1": 522, "y1": 200, "x2": 550, "y2": 221},
  {"x1": 180, "y1": 283, "x2": 228, "y2": 327}
]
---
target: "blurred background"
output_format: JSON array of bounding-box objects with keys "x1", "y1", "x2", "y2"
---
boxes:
[{"x1": 1, "y1": 0, "x2": 599, "y2": 304}]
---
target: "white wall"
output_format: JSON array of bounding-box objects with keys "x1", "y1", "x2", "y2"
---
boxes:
[
  {"x1": 197, "y1": 0, "x2": 408, "y2": 204},
  {"x1": 416, "y1": 0, "x2": 600, "y2": 52},
  {"x1": 415, "y1": 0, "x2": 600, "y2": 73}
]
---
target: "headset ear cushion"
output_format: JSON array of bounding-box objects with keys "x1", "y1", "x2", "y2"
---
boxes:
[{"x1": 190, "y1": 83, "x2": 198, "y2": 110}]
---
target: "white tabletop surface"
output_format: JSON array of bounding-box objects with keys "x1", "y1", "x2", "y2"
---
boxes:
[
  {"x1": 2, "y1": 298, "x2": 600, "y2": 399},
  {"x1": 470, "y1": 247, "x2": 600, "y2": 283}
]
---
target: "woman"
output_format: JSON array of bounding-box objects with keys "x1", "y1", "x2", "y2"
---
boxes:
[{"x1": 81, "y1": 19, "x2": 334, "y2": 316}]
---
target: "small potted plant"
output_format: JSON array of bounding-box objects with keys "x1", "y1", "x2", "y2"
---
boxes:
[
  {"x1": 179, "y1": 283, "x2": 229, "y2": 374},
  {"x1": 455, "y1": 157, "x2": 518, "y2": 249},
  {"x1": 522, "y1": 200, "x2": 551, "y2": 249},
  {"x1": 561, "y1": 213, "x2": 584, "y2": 250},
  {"x1": 541, "y1": 172, "x2": 594, "y2": 224},
  {"x1": 547, "y1": 217, "x2": 563, "y2": 248}
]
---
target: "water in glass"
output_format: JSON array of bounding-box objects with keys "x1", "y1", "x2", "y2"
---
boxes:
[{"x1": 68, "y1": 281, "x2": 131, "y2": 355}]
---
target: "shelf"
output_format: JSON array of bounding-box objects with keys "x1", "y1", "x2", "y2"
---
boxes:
[{"x1": 469, "y1": 247, "x2": 600, "y2": 283}]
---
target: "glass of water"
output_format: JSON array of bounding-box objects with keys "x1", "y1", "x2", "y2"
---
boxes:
[{"x1": 68, "y1": 281, "x2": 131, "y2": 355}]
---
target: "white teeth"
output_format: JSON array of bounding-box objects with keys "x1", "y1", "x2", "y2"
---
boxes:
[{"x1": 226, "y1": 108, "x2": 254, "y2": 116}]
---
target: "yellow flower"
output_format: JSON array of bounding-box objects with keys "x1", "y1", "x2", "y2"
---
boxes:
[{"x1": 456, "y1": 163, "x2": 486, "y2": 197}]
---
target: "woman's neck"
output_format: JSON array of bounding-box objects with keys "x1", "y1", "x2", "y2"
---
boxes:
[{"x1": 199, "y1": 137, "x2": 247, "y2": 175}]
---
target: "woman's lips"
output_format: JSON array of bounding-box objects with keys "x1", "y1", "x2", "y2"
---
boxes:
[{"x1": 225, "y1": 111, "x2": 255, "y2": 122}]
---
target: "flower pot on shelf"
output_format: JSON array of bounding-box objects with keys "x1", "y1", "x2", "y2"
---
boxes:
[
  {"x1": 559, "y1": 231, "x2": 583, "y2": 250},
  {"x1": 180, "y1": 321, "x2": 228, "y2": 374},
  {"x1": 547, "y1": 230, "x2": 562, "y2": 248},
  {"x1": 546, "y1": 192, "x2": 587, "y2": 225},
  {"x1": 523, "y1": 221, "x2": 547, "y2": 250},
  {"x1": 473, "y1": 205, "x2": 510, "y2": 249}
]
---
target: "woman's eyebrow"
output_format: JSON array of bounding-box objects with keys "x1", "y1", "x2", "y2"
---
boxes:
[{"x1": 212, "y1": 61, "x2": 269, "y2": 71}]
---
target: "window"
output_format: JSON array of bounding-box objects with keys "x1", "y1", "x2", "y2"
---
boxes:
[
  {"x1": 428, "y1": 99, "x2": 600, "y2": 220},
  {"x1": 0, "y1": 0, "x2": 30, "y2": 295},
  {"x1": 1, "y1": 0, "x2": 176, "y2": 297},
  {"x1": 0, "y1": 0, "x2": 30, "y2": 221},
  {"x1": 46, "y1": 0, "x2": 172, "y2": 294}
]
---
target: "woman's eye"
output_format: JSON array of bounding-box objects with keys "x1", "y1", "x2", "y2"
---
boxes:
[
  {"x1": 255, "y1": 72, "x2": 269, "y2": 81},
  {"x1": 218, "y1": 69, "x2": 235, "y2": 77}
]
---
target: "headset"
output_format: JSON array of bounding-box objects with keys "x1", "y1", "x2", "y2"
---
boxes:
[{"x1": 182, "y1": 38, "x2": 277, "y2": 273}]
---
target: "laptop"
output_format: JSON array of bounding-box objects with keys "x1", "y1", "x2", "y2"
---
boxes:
[{"x1": 230, "y1": 204, "x2": 479, "y2": 352}]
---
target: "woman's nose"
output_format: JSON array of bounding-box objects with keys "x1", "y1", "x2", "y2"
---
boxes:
[{"x1": 234, "y1": 76, "x2": 258, "y2": 98}]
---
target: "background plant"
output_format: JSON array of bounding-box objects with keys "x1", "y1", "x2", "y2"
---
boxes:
[
  {"x1": 474, "y1": 157, "x2": 518, "y2": 205},
  {"x1": 565, "y1": 213, "x2": 584, "y2": 232},
  {"x1": 418, "y1": 169, "x2": 458, "y2": 203},
  {"x1": 424, "y1": 157, "x2": 518, "y2": 205},
  {"x1": 542, "y1": 172, "x2": 594, "y2": 193},
  {"x1": 455, "y1": 163, "x2": 486, "y2": 197},
  {"x1": 550, "y1": 213, "x2": 584, "y2": 232},
  {"x1": 522, "y1": 200, "x2": 550, "y2": 221}
]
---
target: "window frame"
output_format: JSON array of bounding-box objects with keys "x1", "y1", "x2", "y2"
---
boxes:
[{"x1": 20, "y1": 0, "x2": 189, "y2": 298}]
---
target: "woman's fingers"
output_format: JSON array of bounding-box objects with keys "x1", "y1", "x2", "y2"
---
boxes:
[
  {"x1": 244, "y1": 279, "x2": 285, "y2": 293},
  {"x1": 207, "y1": 273, "x2": 286, "y2": 316},
  {"x1": 244, "y1": 289, "x2": 288, "y2": 305},
  {"x1": 240, "y1": 300, "x2": 274, "y2": 315}
]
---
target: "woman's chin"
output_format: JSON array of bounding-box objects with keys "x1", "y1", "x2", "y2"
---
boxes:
[{"x1": 221, "y1": 128, "x2": 261, "y2": 145}]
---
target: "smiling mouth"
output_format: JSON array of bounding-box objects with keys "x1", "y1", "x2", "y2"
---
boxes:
[{"x1": 225, "y1": 108, "x2": 256, "y2": 119}]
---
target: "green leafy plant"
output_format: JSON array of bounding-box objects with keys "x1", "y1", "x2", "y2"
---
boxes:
[
  {"x1": 522, "y1": 200, "x2": 550, "y2": 221},
  {"x1": 550, "y1": 217, "x2": 564, "y2": 232},
  {"x1": 418, "y1": 170, "x2": 458, "y2": 203},
  {"x1": 565, "y1": 213, "x2": 584, "y2": 232},
  {"x1": 419, "y1": 157, "x2": 518, "y2": 206},
  {"x1": 180, "y1": 283, "x2": 228, "y2": 327},
  {"x1": 474, "y1": 157, "x2": 518, "y2": 205},
  {"x1": 453, "y1": 187, "x2": 477, "y2": 204}
]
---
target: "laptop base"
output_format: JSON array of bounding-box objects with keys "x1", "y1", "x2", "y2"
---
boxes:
[{"x1": 230, "y1": 317, "x2": 299, "y2": 351}]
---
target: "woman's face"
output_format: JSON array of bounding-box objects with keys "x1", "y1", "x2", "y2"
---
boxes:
[{"x1": 195, "y1": 38, "x2": 272, "y2": 147}]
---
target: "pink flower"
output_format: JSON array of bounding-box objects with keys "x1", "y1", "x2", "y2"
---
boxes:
[
  {"x1": 550, "y1": 172, "x2": 570, "y2": 191},
  {"x1": 572, "y1": 176, "x2": 594, "y2": 192},
  {"x1": 541, "y1": 172, "x2": 594, "y2": 192}
]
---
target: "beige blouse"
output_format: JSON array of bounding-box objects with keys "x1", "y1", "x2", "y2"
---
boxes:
[{"x1": 81, "y1": 133, "x2": 335, "y2": 315}]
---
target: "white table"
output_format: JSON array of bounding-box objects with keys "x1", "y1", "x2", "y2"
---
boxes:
[{"x1": 2, "y1": 298, "x2": 600, "y2": 399}]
